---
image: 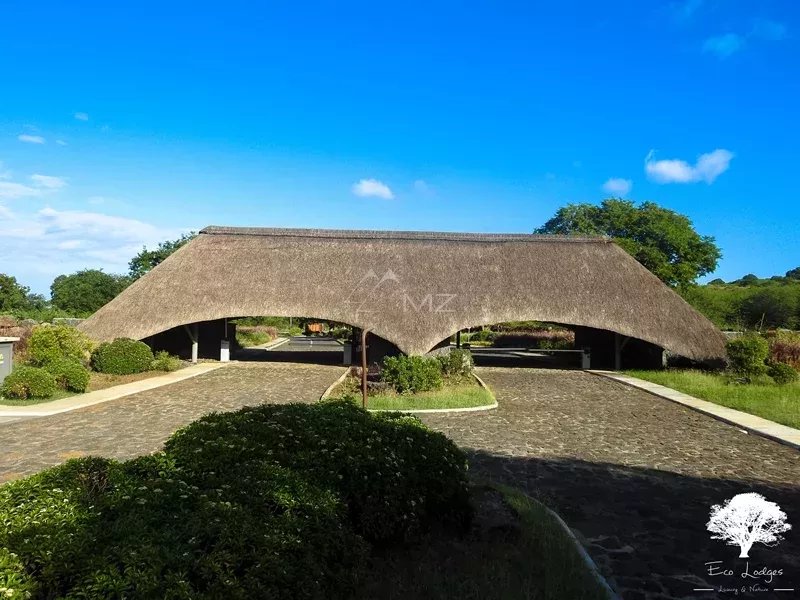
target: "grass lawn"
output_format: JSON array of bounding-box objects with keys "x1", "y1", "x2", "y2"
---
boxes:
[
  {"x1": 626, "y1": 369, "x2": 800, "y2": 430},
  {"x1": 0, "y1": 367, "x2": 187, "y2": 406},
  {"x1": 329, "y1": 376, "x2": 495, "y2": 411},
  {"x1": 359, "y1": 483, "x2": 610, "y2": 600}
]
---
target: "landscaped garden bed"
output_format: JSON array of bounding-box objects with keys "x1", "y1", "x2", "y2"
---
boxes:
[
  {"x1": 0, "y1": 400, "x2": 609, "y2": 599},
  {"x1": 0, "y1": 324, "x2": 185, "y2": 406},
  {"x1": 325, "y1": 350, "x2": 496, "y2": 411}
]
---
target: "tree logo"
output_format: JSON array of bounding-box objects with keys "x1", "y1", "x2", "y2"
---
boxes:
[{"x1": 707, "y1": 493, "x2": 792, "y2": 558}]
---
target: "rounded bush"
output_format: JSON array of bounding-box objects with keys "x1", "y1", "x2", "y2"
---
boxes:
[
  {"x1": 0, "y1": 456, "x2": 365, "y2": 599},
  {"x1": 91, "y1": 338, "x2": 154, "y2": 374},
  {"x1": 28, "y1": 324, "x2": 93, "y2": 367},
  {"x1": 726, "y1": 335, "x2": 769, "y2": 377},
  {"x1": 381, "y1": 355, "x2": 443, "y2": 393},
  {"x1": 0, "y1": 366, "x2": 57, "y2": 400},
  {"x1": 44, "y1": 359, "x2": 91, "y2": 392},
  {"x1": 437, "y1": 349, "x2": 474, "y2": 380},
  {"x1": 150, "y1": 350, "x2": 183, "y2": 372},
  {"x1": 767, "y1": 362, "x2": 799, "y2": 385},
  {"x1": 165, "y1": 400, "x2": 472, "y2": 543}
]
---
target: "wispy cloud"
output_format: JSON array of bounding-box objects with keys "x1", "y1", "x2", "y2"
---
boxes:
[
  {"x1": 704, "y1": 19, "x2": 787, "y2": 58},
  {"x1": 30, "y1": 174, "x2": 67, "y2": 189},
  {"x1": 74, "y1": 112, "x2": 89, "y2": 121},
  {"x1": 602, "y1": 178, "x2": 632, "y2": 196},
  {"x1": 703, "y1": 33, "x2": 745, "y2": 58},
  {"x1": 56, "y1": 140, "x2": 68, "y2": 146},
  {"x1": 645, "y1": 149, "x2": 734, "y2": 184},
  {"x1": 674, "y1": 0, "x2": 705, "y2": 21},
  {"x1": 413, "y1": 179, "x2": 434, "y2": 195},
  {"x1": 0, "y1": 207, "x2": 184, "y2": 289},
  {"x1": 752, "y1": 19, "x2": 787, "y2": 42},
  {"x1": 352, "y1": 178, "x2": 394, "y2": 200},
  {"x1": 18, "y1": 134, "x2": 46, "y2": 144},
  {"x1": 0, "y1": 170, "x2": 69, "y2": 199}
]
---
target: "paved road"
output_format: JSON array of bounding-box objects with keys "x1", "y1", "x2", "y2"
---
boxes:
[
  {"x1": 1, "y1": 363, "x2": 797, "y2": 599},
  {"x1": 237, "y1": 335, "x2": 345, "y2": 364},
  {"x1": 421, "y1": 368, "x2": 800, "y2": 600},
  {"x1": 0, "y1": 362, "x2": 345, "y2": 483}
]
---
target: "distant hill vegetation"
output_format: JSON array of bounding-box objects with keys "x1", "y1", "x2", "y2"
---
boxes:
[{"x1": 682, "y1": 268, "x2": 800, "y2": 330}]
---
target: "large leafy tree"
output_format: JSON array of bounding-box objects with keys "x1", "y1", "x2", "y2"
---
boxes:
[
  {"x1": 50, "y1": 269, "x2": 130, "y2": 315},
  {"x1": 535, "y1": 199, "x2": 721, "y2": 288},
  {"x1": 0, "y1": 274, "x2": 31, "y2": 312},
  {"x1": 128, "y1": 233, "x2": 196, "y2": 280}
]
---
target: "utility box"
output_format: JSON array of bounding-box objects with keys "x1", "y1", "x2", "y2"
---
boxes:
[{"x1": 0, "y1": 337, "x2": 20, "y2": 386}]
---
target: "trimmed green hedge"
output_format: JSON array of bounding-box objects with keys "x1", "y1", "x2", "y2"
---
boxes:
[
  {"x1": 44, "y1": 359, "x2": 91, "y2": 393},
  {"x1": 166, "y1": 401, "x2": 471, "y2": 543},
  {"x1": 767, "y1": 362, "x2": 799, "y2": 385},
  {"x1": 150, "y1": 351, "x2": 183, "y2": 372},
  {"x1": 91, "y1": 338, "x2": 154, "y2": 375},
  {"x1": 0, "y1": 366, "x2": 57, "y2": 400},
  {"x1": 381, "y1": 355, "x2": 443, "y2": 394},
  {"x1": 726, "y1": 335, "x2": 769, "y2": 378},
  {"x1": 28, "y1": 325, "x2": 93, "y2": 367},
  {"x1": 0, "y1": 401, "x2": 471, "y2": 598}
]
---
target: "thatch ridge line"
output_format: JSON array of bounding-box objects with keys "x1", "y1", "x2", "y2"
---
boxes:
[{"x1": 200, "y1": 226, "x2": 610, "y2": 244}]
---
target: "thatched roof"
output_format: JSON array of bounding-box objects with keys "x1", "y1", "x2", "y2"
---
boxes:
[{"x1": 79, "y1": 226, "x2": 726, "y2": 360}]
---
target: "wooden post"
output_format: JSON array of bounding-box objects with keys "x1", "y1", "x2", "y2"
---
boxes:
[
  {"x1": 361, "y1": 328, "x2": 370, "y2": 409},
  {"x1": 456, "y1": 330, "x2": 461, "y2": 349}
]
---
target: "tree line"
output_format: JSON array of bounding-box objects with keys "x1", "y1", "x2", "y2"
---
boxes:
[
  {"x1": 2, "y1": 200, "x2": 798, "y2": 330},
  {"x1": 0, "y1": 233, "x2": 195, "y2": 318}
]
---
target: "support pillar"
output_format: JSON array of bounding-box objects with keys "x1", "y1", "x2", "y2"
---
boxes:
[
  {"x1": 456, "y1": 330, "x2": 461, "y2": 349},
  {"x1": 184, "y1": 324, "x2": 199, "y2": 364}
]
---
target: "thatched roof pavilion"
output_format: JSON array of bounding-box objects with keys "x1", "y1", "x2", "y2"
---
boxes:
[{"x1": 79, "y1": 226, "x2": 726, "y2": 362}]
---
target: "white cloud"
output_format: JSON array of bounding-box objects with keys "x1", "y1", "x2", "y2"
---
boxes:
[
  {"x1": 0, "y1": 181, "x2": 42, "y2": 199},
  {"x1": 0, "y1": 204, "x2": 13, "y2": 219},
  {"x1": 0, "y1": 206, "x2": 185, "y2": 291},
  {"x1": 352, "y1": 178, "x2": 394, "y2": 199},
  {"x1": 703, "y1": 33, "x2": 745, "y2": 58},
  {"x1": 56, "y1": 139, "x2": 68, "y2": 146},
  {"x1": 645, "y1": 149, "x2": 734, "y2": 184},
  {"x1": 18, "y1": 134, "x2": 46, "y2": 144},
  {"x1": 74, "y1": 112, "x2": 89, "y2": 121},
  {"x1": 0, "y1": 162, "x2": 11, "y2": 180},
  {"x1": 602, "y1": 178, "x2": 632, "y2": 196},
  {"x1": 31, "y1": 174, "x2": 67, "y2": 189},
  {"x1": 752, "y1": 19, "x2": 787, "y2": 42},
  {"x1": 413, "y1": 179, "x2": 432, "y2": 194}
]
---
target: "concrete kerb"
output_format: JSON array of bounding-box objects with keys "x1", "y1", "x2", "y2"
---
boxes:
[
  {"x1": 590, "y1": 370, "x2": 800, "y2": 451},
  {"x1": 0, "y1": 363, "x2": 227, "y2": 418},
  {"x1": 319, "y1": 368, "x2": 498, "y2": 414}
]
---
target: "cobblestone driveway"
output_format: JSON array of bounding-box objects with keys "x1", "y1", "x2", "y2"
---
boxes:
[
  {"x1": 421, "y1": 369, "x2": 800, "y2": 600},
  {"x1": 1, "y1": 364, "x2": 798, "y2": 599},
  {"x1": 0, "y1": 363, "x2": 344, "y2": 483}
]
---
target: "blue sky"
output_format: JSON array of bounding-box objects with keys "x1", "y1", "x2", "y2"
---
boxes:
[{"x1": 1, "y1": 0, "x2": 797, "y2": 293}]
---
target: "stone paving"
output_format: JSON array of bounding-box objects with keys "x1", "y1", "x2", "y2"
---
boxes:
[
  {"x1": 1, "y1": 363, "x2": 798, "y2": 599},
  {"x1": 0, "y1": 362, "x2": 345, "y2": 482},
  {"x1": 421, "y1": 368, "x2": 800, "y2": 600}
]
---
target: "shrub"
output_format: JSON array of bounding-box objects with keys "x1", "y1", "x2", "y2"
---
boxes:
[
  {"x1": 91, "y1": 338, "x2": 154, "y2": 374},
  {"x1": 0, "y1": 366, "x2": 57, "y2": 399},
  {"x1": 381, "y1": 355, "x2": 443, "y2": 393},
  {"x1": 287, "y1": 325, "x2": 304, "y2": 337},
  {"x1": 165, "y1": 401, "x2": 471, "y2": 544},
  {"x1": 150, "y1": 350, "x2": 183, "y2": 372},
  {"x1": 44, "y1": 358, "x2": 91, "y2": 392},
  {"x1": 468, "y1": 329, "x2": 496, "y2": 343},
  {"x1": 235, "y1": 326, "x2": 272, "y2": 347},
  {"x1": 767, "y1": 362, "x2": 799, "y2": 385},
  {"x1": 0, "y1": 456, "x2": 365, "y2": 599},
  {"x1": 28, "y1": 324, "x2": 93, "y2": 367},
  {"x1": 766, "y1": 330, "x2": 800, "y2": 370},
  {"x1": 726, "y1": 335, "x2": 769, "y2": 377},
  {"x1": 437, "y1": 349, "x2": 474, "y2": 380},
  {"x1": 493, "y1": 329, "x2": 575, "y2": 349}
]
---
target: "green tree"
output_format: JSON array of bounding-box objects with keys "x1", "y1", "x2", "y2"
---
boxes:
[
  {"x1": 128, "y1": 232, "x2": 196, "y2": 280},
  {"x1": 50, "y1": 270, "x2": 130, "y2": 315},
  {"x1": 741, "y1": 287, "x2": 799, "y2": 329},
  {"x1": 535, "y1": 199, "x2": 721, "y2": 288},
  {"x1": 786, "y1": 267, "x2": 800, "y2": 280},
  {"x1": 0, "y1": 274, "x2": 31, "y2": 312}
]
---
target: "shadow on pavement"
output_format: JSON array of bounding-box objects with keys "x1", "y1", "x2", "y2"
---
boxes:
[{"x1": 466, "y1": 450, "x2": 800, "y2": 600}]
